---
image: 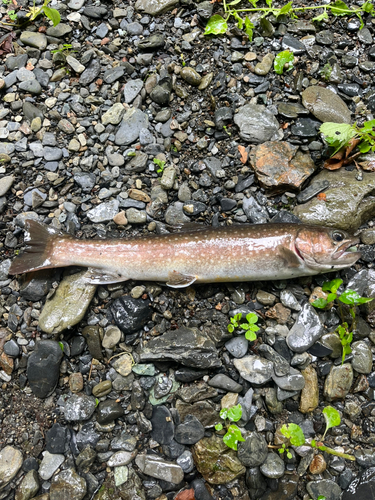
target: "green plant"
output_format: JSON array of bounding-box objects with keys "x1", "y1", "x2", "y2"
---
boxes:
[
  {"x1": 215, "y1": 404, "x2": 245, "y2": 450},
  {"x1": 26, "y1": 0, "x2": 60, "y2": 26},
  {"x1": 274, "y1": 50, "x2": 294, "y2": 74},
  {"x1": 320, "y1": 120, "x2": 375, "y2": 156},
  {"x1": 51, "y1": 43, "x2": 76, "y2": 56},
  {"x1": 180, "y1": 54, "x2": 186, "y2": 67},
  {"x1": 227, "y1": 312, "x2": 259, "y2": 341},
  {"x1": 320, "y1": 62, "x2": 333, "y2": 81},
  {"x1": 204, "y1": 0, "x2": 374, "y2": 42},
  {"x1": 58, "y1": 341, "x2": 64, "y2": 352},
  {"x1": 153, "y1": 158, "x2": 166, "y2": 174},
  {"x1": 279, "y1": 406, "x2": 355, "y2": 461},
  {"x1": 7, "y1": 9, "x2": 16, "y2": 20},
  {"x1": 312, "y1": 278, "x2": 373, "y2": 363},
  {"x1": 223, "y1": 124, "x2": 231, "y2": 136}
]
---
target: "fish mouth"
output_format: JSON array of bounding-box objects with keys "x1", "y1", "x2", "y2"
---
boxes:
[{"x1": 332, "y1": 238, "x2": 361, "y2": 263}]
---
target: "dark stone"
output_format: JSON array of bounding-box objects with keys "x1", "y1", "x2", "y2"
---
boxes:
[
  {"x1": 82, "y1": 325, "x2": 103, "y2": 360},
  {"x1": 281, "y1": 34, "x2": 306, "y2": 54},
  {"x1": 220, "y1": 198, "x2": 237, "y2": 211},
  {"x1": 162, "y1": 439, "x2": 186, "y2": 459},
  {"x1": 151, "y1": 406, "x2": 175, "y2": 445},
  {"x1": 3, "y1": 339, "x2": 20, "y2": 357},
  {"x1": 291, "y1": 118, "x2": 321, "y2": 137},
  {"x1": 96, "y1": 400, "x2": 124, "y2": 425},
  {"x1": 46, "y1": 423, "x2": 66, "y2": 454},
  {"x1": 22, "y1": 457, "x2": 39, "y2": 472},
  {"x1": 297, "y1": 180, "x2": 330, "y2": 203},
  {"x1": 110, "y1": 296, "x2": 152, "y2": 334},
  {"x1": 271, "y1": 211, "x2": 302, "y2": 224},
  {"x1": 235, "y1": 175, "x2": 254, "y2": 193},
  {"x1": 238, "y1": 432, "x2": 268, "y2": 467},
  {"x1": 139, "y1": 327, "x2": 221, "y2": 369},
  {"x1": 175, "y1": 415, "x2": 205, "y2": 445},
  {"x1": 70, "y1": 336, "x2": 86, "y2": 357},
  {"x1": 308, "y1": 342, "x2": 333, "y2": 357},
  {"x1": 79, "y1": 59, "x2": 101, "y2": 86},
  {"x1": 26, "y1": 340, "x2": 63, "y2": 398},
  {"x1": 175, "y1": 368, "x2": 208, "y2": 383},
  {"x1": 191, "y1": 478, "x2": 214, "y2": 500}
]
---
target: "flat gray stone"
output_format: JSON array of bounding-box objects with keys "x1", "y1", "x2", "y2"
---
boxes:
[
  {"x1": 234, "y1": 104, "x2": 283, "y2": 143},
  {"x1": 115, "y1": 108, "x2": 149, "y2": 146},
  {"x1": 234, "y1": 356, "x2": 273, "y2": 385}
]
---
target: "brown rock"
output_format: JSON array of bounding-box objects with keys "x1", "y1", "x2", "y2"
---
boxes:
[
  {"x1": 0, "y1": 351, "x2": 13, "y2": 374},
  {"x1": 265, "y1": 303, "x2": 291, "y2": 324},
  {"x1": 175, "y1": 400, "x2": 219, "y2": 428},
  {"x1": 324, "y1": 364, "x2": 353, "y2": 401},
  {"x1": 250, "y1": 141, "x2": 315, "y2": 194},
  {"x1": 69, "y1": 372, "x2": 84, "y2": 393},
  {"x1": 113, "y1": 211, "x2": 128, "y2": 225},
  {"x1": 192, "y1": 435, "x2": 246, "y2": 484},
  {"x1": 309, "y1": 454, "x2": 326, "y2": 474},
  {"x1": 300, "y1": 365, "x2": 319, "y2": 413},
  {"x1": 128, "y1": 189, "x2": 151, "y2": 203}
]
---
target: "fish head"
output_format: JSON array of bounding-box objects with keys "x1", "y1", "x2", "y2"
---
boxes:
[{"x1": 295, "y1": 226, "x2": 361, "y2": 272}]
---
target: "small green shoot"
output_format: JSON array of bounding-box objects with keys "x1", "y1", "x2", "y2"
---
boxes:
[
  {"x1": 58, "y1": 341, "x2": 64, "y2": 352},
  {"x1": 274, "y1": 50, "x2": 294, "y2": 75},
  {"x1": 2, "y1": 0, "x2": 11, "y2": 5},
  {"x1": 153, "y1": 158, "x2": 166, "y2": 174},
  {"x1": 320, "y1": 120, "x2": 375, "y2": 157},
  {"x1": 127, "y1": 151, "x2": 136, "y2": 157},
  {"x1": 223, "y1": 124, "x2": 231, "y2": 136},
  {"x1": 312, "y1": 279, "x2": 373, "y2": 364},
  {"x1": 180, "y1": 54, "x2": 186, "y2": 67},
  {"x1": 26, "y1": 0, "x2": 60, "y2": 26},
  {"x1": 95, "y1": 398, "x2": 99, "y2": 407},
  {"x1": 320, "y1": 62, "x2": 333, "y2": 81},
  {"x1": 51, "y1": 43, "x2": 76, "y2": 56},
  {"x1": 227, "y1": 312, "x2": 259, "y2": 341},
  {"x1": 280, "y1": 409, "x2": 355, "y2": 461},
  {"x1": 7, "y1": 9, "x2": 17, "y2": 20},
  {"x1": 215, "y1": 404, "x2": 245, "y2": 450}
]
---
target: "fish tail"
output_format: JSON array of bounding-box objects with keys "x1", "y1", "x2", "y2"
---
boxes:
[{"x1": 9, "y1": 220, "x2": 69, "y2": 275}]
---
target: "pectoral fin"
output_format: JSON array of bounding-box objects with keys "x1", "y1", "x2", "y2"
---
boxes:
[
  {"x1": 277, "y1": 246, "x2": 301, "y2": 268},
  {"x1": 166, "y1": 271, "x2": 197, "y2": 288},
  {"x1": 83, "y1": 268, "x2": 129, "y2": 285}
]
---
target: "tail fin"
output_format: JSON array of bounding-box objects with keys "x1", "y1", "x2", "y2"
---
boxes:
[{"x1": 9, "y1": 220, "x2": 67, "y2": 275}]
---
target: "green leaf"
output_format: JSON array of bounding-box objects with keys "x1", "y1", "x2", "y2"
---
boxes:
[
  {"x1": 319, "y1": 123, "x2": 356, "y2": 155},
  {"x1": 95, "y1": 398, "x2": 99, "y2": 406},
  {"x1": 220, "y1": 408, "x2": 228, "y2": 420},
  {"x1": 58, "y1": 341, "x2": 64, "y2": 352},
  {"x1": 204, "y1": 15, "x2": 228, "y2": 36},
  {"x1": 278, "y1": 1, "x2": 293, "y2": 16},
  {"x1": 223, "y1": 424, "x2": 245, "y2": 450},
  {"x1": 227, "y1": 324, "x2": 234, "y2": 333},
  {"x1": 280, "y1": 423, "x2": 306, "y2": 446},
  {"x1": 265, "y1": 0, "x2": 272, "y2": 7},
  {"x1": 234, "y1": 313, "x2": 242, "y2": 322},
  {"x1": 227, "y1": 0, "x2": 242, "y2": 4},
  {"x1": 322, "y1": 278, "x2": 343, "y2": 293},
  {"x1": 227, "y1": 404, "x2": 243, "y2": 422},
  {"x1": 326, "y1": 293, "x2": 337, "y2": 303},
  {"x1": 360, "y1": 119, "x2": 375, "y2": 131},
  {"x1": 339, "y1": 289, "x2": 363, "y2": 305},
  {"x1": 240, "y1": 323, "x2": 250, "y2": 330},
  {"x1": 247, "y1": 0, "x2": 258, "y2": 7},
  {"x1": 356, "y1": 12, "x2": 364, "y2": 30},
  {"x1": 246, "y1": 313, "x2": 258, "y2": 324},
  {"x1": 329, "y1": 0, "x2": 352, "y2": 16},
  {"x1": 312, "y1": 10, "x2": 329, "y2": 22},
  {"x1": 245, "y1": 330, "x2": 257, "y2": 341},
  {"x1": 356, "y1": 296, "x2": 373, "y2": 304},
  {"x1": 323, "y1": 406, "x2": 341, "y2": 439},
  {"x1": 43, "y1": 6, "x2": 61, "y2": 26},
  {"x1": 362, "y1": 1, "x2": 374, "y2": 13},
  {"x1": 311, "y1": 439, "x2": 316, "y2": 447},
  {"x1": 274, "y1": 50, "x2": 294, "y2": 75},
  {"x1": 312, "y1": 298, "x2": 328, "y2": 309},
  {"x1": 215, "y1": 423, "x2": 223, "y2": 431},
  {"x1": 358, "y1": 141, "x2": 372, "y2": 153},
  {"x1": 244, "y1": 16, "x2": 254, "y2": 42}
]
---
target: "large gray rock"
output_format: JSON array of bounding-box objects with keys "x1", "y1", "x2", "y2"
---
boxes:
[
  {"x1": 0, "y1": 446, "x2": 22, "y2": 490},
  {"x1": 115, "y1": 108, "x2": 149, "y2": 146},
  {"x1": 324, "y1": 364, "x2": 353, "y2": 401},
  {"x1": 135, "y1": 0, "x2": 179, "y2": 15},
  {"x1": 135, "y1": 454, "x2": 184, "y2": 484},
  {"x1": 49, "y1": 468, "x2": 86, "y2": 500},
  {"x1": 302, "y1": 85, "x2": 351, "y2": 123},
  {"x1": 294, "y1": 170, "x2": 375, "y2": 231},
  {"x1": 38, "y1": 271, "x2": 97, "y2": 335},
  {"x1": 140, "y1": 327, "x2": 221, "y2": 369},
  {"x1": 234, "y1": 104, "x2": 283, "y2": 143},
  {"x1": 238, "y1": 432, "x2": 268, "y2": 467},
  {"x1": 234, "y1": 356, "x2": 273, "y2": 385}
]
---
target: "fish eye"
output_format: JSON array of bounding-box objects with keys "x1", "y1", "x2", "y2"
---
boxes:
[{"x1": 332, "y1": 231, "x2": 345, "y2": 242}]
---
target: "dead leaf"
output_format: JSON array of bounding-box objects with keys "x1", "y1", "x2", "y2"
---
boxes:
[
  {"x1": 345, "y1": 137, "x2": 361, "y2": 157},
  {"x1": 25, "y1": 62, "x2": 34, "y2": 70},
  {"x1": 0, "y1": 32, "x2": 15, "y2": 56},
  {"x1": 360, "y1": 160, "x2": 375, "y2": 172},
  {"x1": 238, "y1": 145, "x2": 248, "y2": 164},
  {"x1": 317, "y1": 193, "x2": 326, "y2": 201}
]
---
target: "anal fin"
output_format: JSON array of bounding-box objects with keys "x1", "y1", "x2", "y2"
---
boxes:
[
  {"x1": 277, "y1": 246, "x2": 301, "y2": 268},
  {"x1": 83, "y1": 268, "x2": 129, "y2": 285},
  {"x1": 166, "y1": 270, "x2": 197, "y2": 288}
]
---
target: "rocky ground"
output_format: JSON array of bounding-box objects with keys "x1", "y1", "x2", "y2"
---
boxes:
[{"x1": 1, "y1": 0, "x2": 375, "y2": 498}]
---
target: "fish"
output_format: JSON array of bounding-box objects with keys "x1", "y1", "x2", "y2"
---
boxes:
[{"x1": 8, "y1": 219, "x2": 361, "y2": 288}]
